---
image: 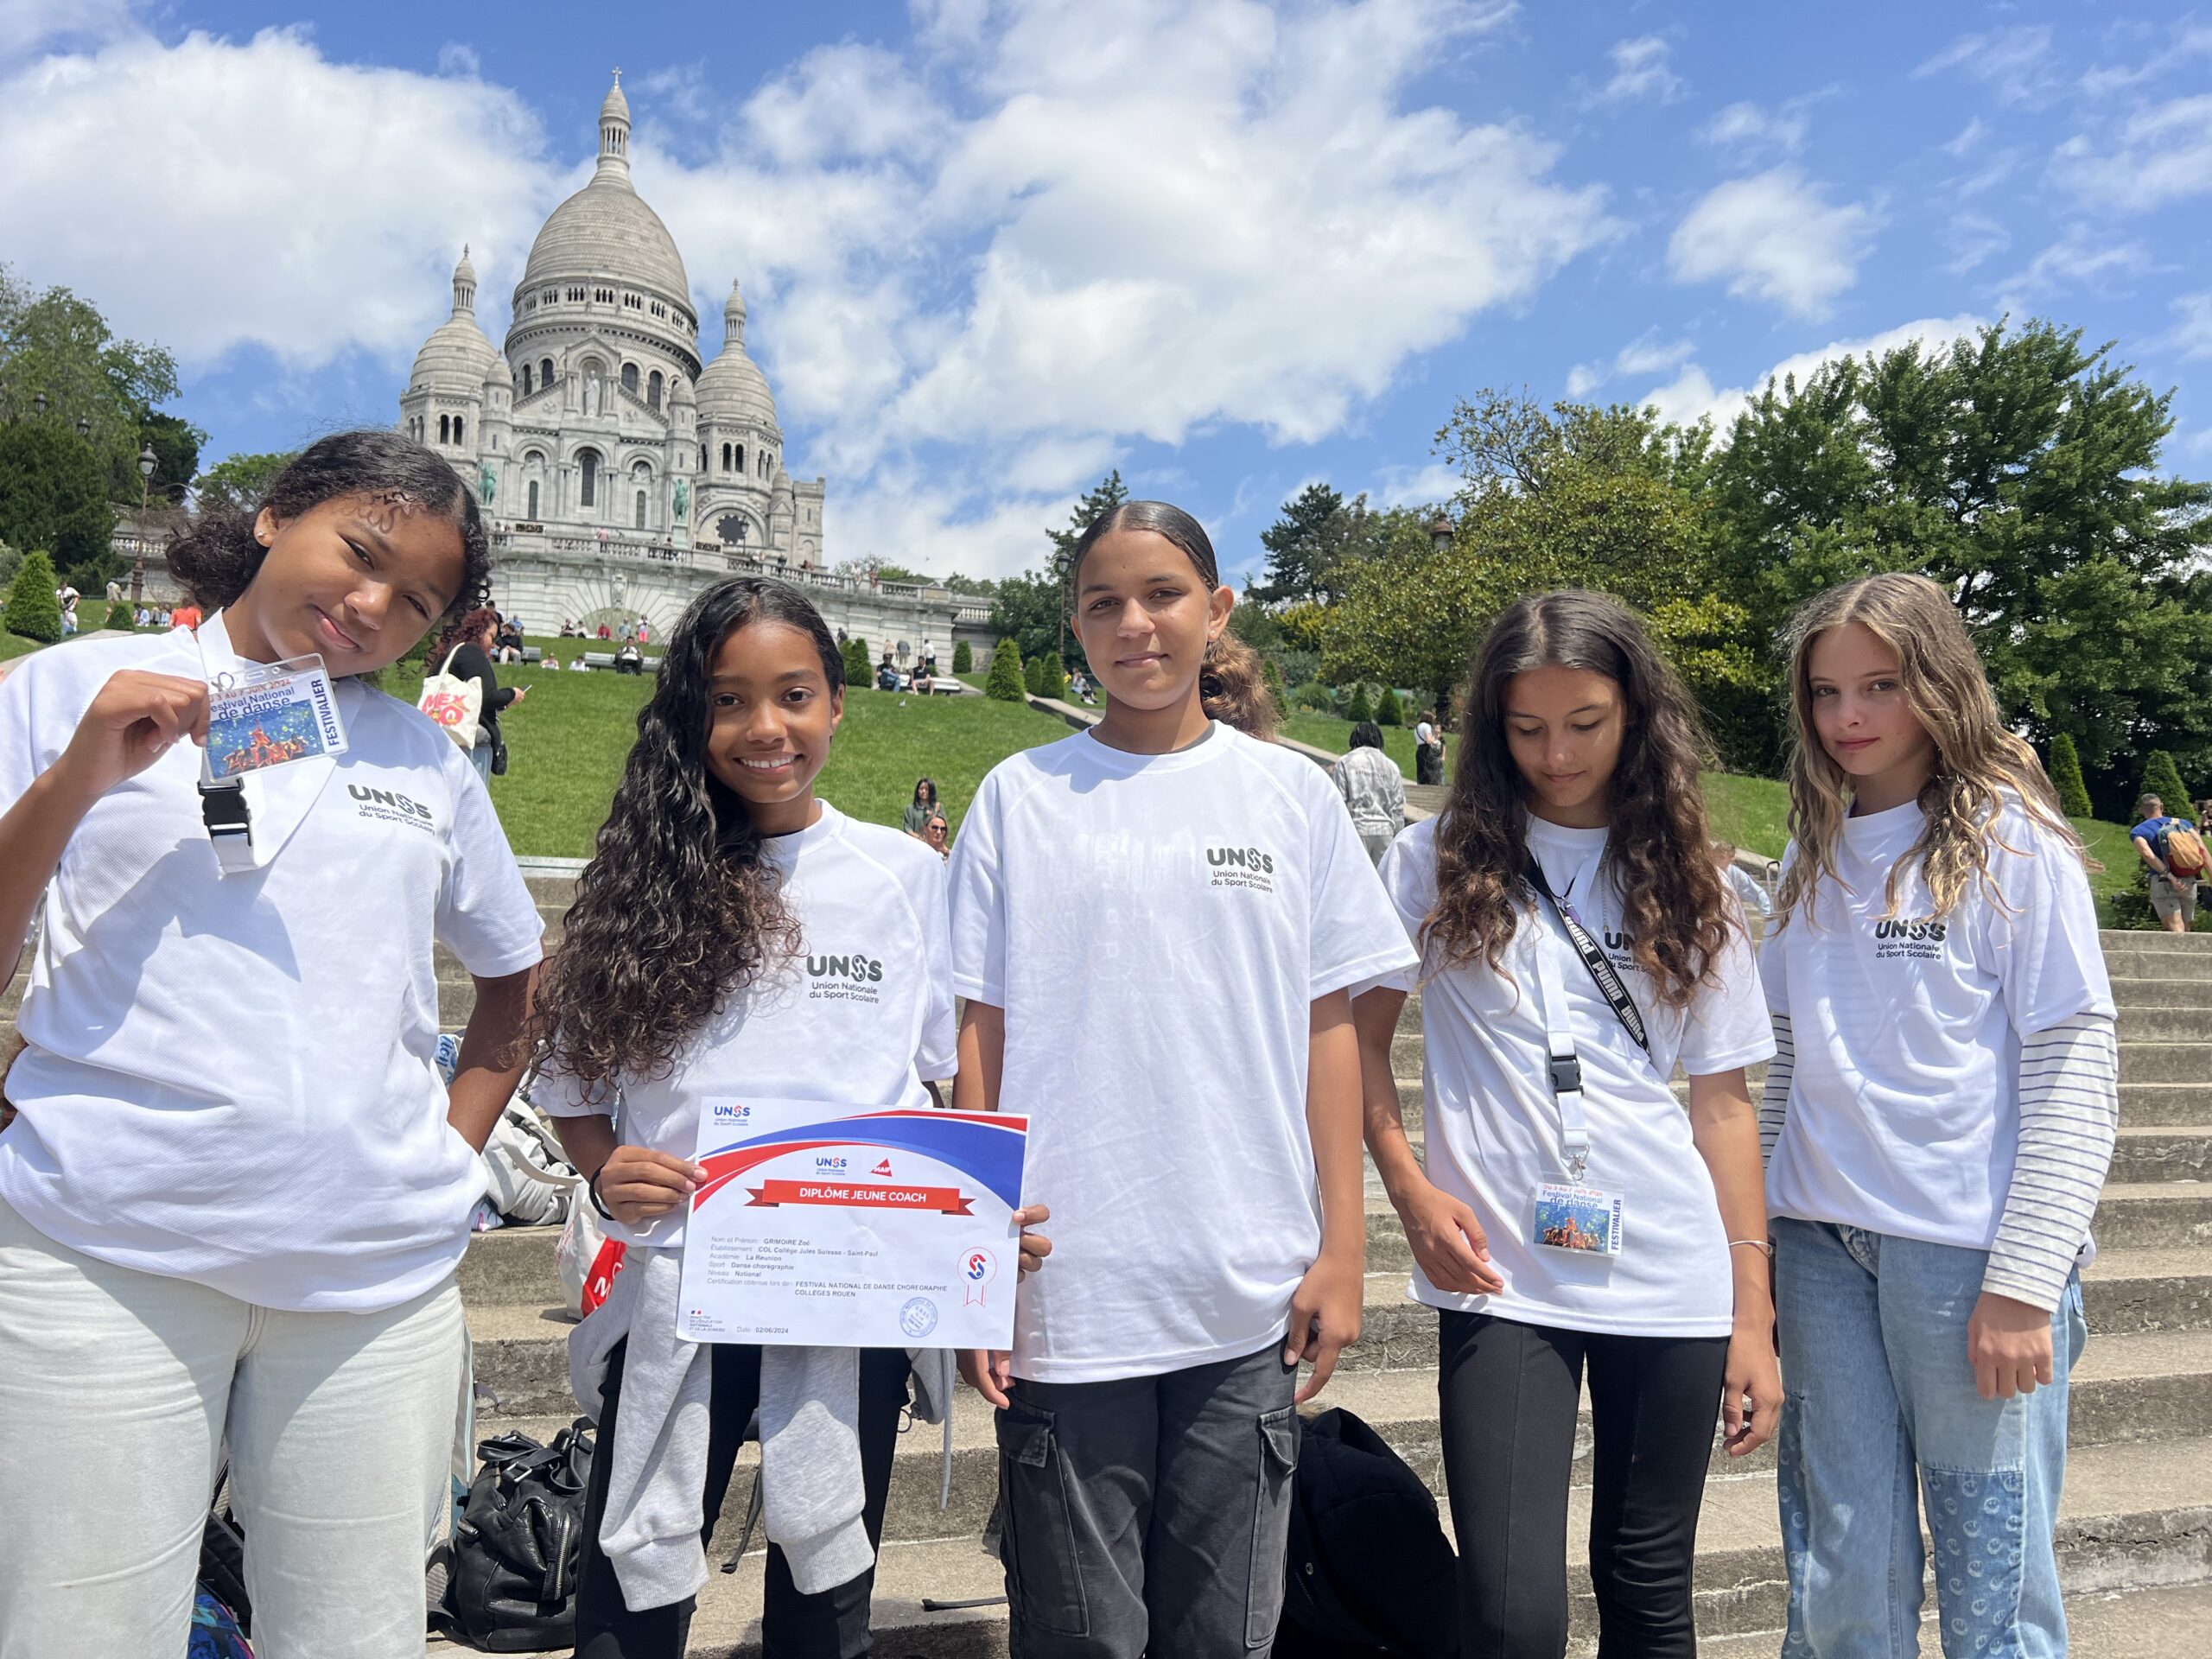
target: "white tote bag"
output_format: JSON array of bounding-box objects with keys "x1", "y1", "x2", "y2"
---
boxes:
[{"x1": 417, "y1": 645, "x2": 484, "y2": 749}]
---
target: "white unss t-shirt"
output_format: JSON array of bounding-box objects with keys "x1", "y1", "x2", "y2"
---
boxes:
[
  {"x1": 1763, "y1": 798, "x2": 2114, "y2": 1249},
  {"x1": 1371, "y1": 816, "x2": 1775, "y2": 1337},
  {"x1": 532, "y1": 804, "x2": 957, "y2": 1250},
  {"x1": 0, "y1": 614, "x2": 543, "y2": 1313},
  {"x1": 949, "y1": 723, "x2": 1418, "y2": 1383}
]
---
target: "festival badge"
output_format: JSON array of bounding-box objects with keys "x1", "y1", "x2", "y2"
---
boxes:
[{"x1": 201, "y1": 654, "x2": 348, "y2": 781}]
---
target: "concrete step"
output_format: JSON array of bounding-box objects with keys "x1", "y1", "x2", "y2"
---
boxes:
[
  {"x1": 2086, "y1": 1183, "x2": 2212, "y2": 1250},
  {"x1": 2119, "y1": 1007, "x2": 2212, "y2": 1042},
  {"x1": 466, "y1": 1434, "x2": 2212, "y2": 1656},
  {"x1": 2113, "y1": 1127, "x2": 2212, "y2": 1183},
  {"x1": 2106, "y1": 975, "x2": 2212, "y2": 1007}
]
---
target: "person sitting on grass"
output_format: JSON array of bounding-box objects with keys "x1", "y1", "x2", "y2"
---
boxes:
[
  {"x1": 902, "y1": 778, "x2": 941, "y2": 837},
  {"x1": 921, "y1": 812, "x2": 950, "y2": 860}
]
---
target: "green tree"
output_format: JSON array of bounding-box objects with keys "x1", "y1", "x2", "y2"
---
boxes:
[
  {"x1": 1038, "y1": 652, "x2": 1067, "y2": 702},
  {"x1": 2049, "y1": 733, "x2": 2094, "y2": 819},
  {"x1": 0, "y1": 423, "x2": 112, "y2": 586},
  {"x1": 1345, "y1": 682, "x2": 1373, "y2": 723},
  {"x1": 193, "y1": 450, "x2": 298, "y2": 514},
  {"x1": 1293, "y1": 680, "x2": 1338, "y2": 714},
  {"x1": 2143, "y1": 751, "x2": 2192, "y2": 814},
  {"x1": 1023, "y1": 655, "x2": 1046, "y2": 696},
  {"x1": 985, "y1": 637, "x2": 1026, "y2": 701},
  {"x1": 842, "y1": 637, "x2": 871, "y2": 687},
  {"x1": 1374, "y1": 685, "x2": 1402, "y2": 726},
  {"x1": 1706, "y1": 320, "x2": 2212, "y2": 785},
  {"x1": 140, "y1": 412, "x2": 206, "y2": 506},
  {"x1": 5, "y1": 550, "x2": 63, "y2": 643},
  {"x1": 1260, "y1": 653, "x2": 1286, "y2": 709},
  {"x1": 0, "y1": 266, "x2": 185, "y2": 499},
  {"x1": 105, "y1": 599, "x2": 135, "y2": 630},
  {"x1": 952, "y1": 639, "x2": 973, "y2": 674}
]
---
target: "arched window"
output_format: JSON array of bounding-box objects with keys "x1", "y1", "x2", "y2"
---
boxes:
[
  {"x1": 635, "y1": 492, "x2": 647, "y2": 529},
  {"x1": 698, "y1": 444, "x2": 708, "y2": 473},
  {"x1": 620, "y1": 363, "x2": 639, "y2": 398},
  {"x1": 526, "y1": 479, "x2": 539, "y2": 518},
  {"x1": 579, "y1": 449, "x2": 600, "y2": 508},
  {"x1": 721, "y1": 442, "x2": 732, "y2": 472},
  {"x1": 540, "y1": 358, "x2": 555, "y2": 391},
  {"x1": 453, "y1": 416, "x2": 464, "y2": 446},
  {"x1": 735, "y1": 442, "x2": 746, "y2": 474},
  {"x1": 520, "y1": 364, "x2": 532, "y2": 396},
  {"x1": 438, "y1": 414, "x2": 450, "y2": 444},
  {"x1": 647, "y1": 370, "x2": 663, "y2": 410}
]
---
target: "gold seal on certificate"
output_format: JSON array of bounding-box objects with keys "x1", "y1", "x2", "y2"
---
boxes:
[{"x1": 677, "y1": 1098, "x2": 1030, "y2": 1349}]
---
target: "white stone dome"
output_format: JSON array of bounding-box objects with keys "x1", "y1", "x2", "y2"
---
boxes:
[
  {"x1": 410, "y1": 248, "x2": 498, "y2": 392},
  {"x1": 696, "y1": 278, "x2": 779, "y2": 428},
  {"x1": 520, "y1": 180, "x2": 688, "y2": 302}
]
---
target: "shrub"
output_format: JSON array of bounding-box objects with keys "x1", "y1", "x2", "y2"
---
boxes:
[
  {"x1": 105, "y1": 600, "x2": 137, "y2": 631},
  {"x1": 1260, "y1": 654, "x2": 1285, "y2": 708},
  {"x1": 1293, "y1": 681, "x2": 1338, "y2": 714},
  {"x1": 1344, "y1": 682, "x2": 1373, "y2": 724},
  {"x1": 953, "y1": 639, "x2": 973, "y2": 674},
  {"x1": 842, "y1": 637, "x2": 872, "y2": 688},
  {"x1": 2049, "y1": 733, "x2": 2093, "y2": 819},
  {"x1": 3, "y1": 550, "x2": 63, "y2": 645},
  {"x1": 1374, "y1": 686, "x2": 1402, "y2": 727},
  {"x1": 1037, "y1": 652, "x2": 1067, "y2": 702},
  {"x1": 985, "y1": 636, "x2": 1026, "y2": 701},
  {"x1": 2142, "y1": 750, "x2": 2191, "y2": 816}
]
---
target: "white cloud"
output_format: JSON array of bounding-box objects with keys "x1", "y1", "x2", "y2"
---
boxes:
[
  {"x1": 1561, "y1": 329, "x2": 1694, "y2": 400},
  {"x1": 1942, "y1": 117, "x2": 1987, "y2": 158},
  {"x1": 2169, "y1": 293, "x2": 2212, "y2": 361},
  {"x1": 1667, "y1": 166, "x2": 1877, "y2": 318},
  {"x1": 436, "y1": 42, "x2": 480, "y2": 78},
  {"x1": 1700, "y1": 94, "x2": 1827, "y2": 162},
  {"x1": 0, "y1": 0, "x2": 133, "y2": 58},
  {"x1": 1915, "y1": 26, "x2": 2058, "y2": 107},
  {"x1": 2051, "y1": 93, "x2": 2212, "y2": 213},
  {"x1": 2078, "y1": 24, "x2": 2212, "y2": 98},
  {"x1": 1637, "y1": 314, "x2": 1985, "y2": 434},
  {"x1": 1941, "y1": 212, "x2": 2010, "y2": 276},
  {"x1": 1564, "y1": 361, "x2": 1605, "y2": 397},
  {"x1": 1369, "y1": 460, "x2": 1459, "y2": 508},
  {"x1": 0, "y1": 1, "x2": 1611, "y2": 580},
  {"x1": 1587, "y1": 36, "x2": 1681, "y2": 107},
  {"x1": 0, "y1": 29, "x2": 554, "y2": 365},
  {"x1": 1995, "y1": 226, "x2": 2154, "y2": 305}
]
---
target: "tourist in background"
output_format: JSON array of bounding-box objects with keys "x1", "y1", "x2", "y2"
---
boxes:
[
  {"x1": 1713, "y1": 841, "x2": 1774, "y2": 919},
  {"x1": 1760, "y1": 572, "x2": 2117, "y2": 1657},
  {"x1": 1331, "y1": 720, "x2": 1407, "y2": 865},
  {"x1": 614, "y1": 640, "x2": 644, "y2": 676},
  {"x1": 2131, "y1": 792, "x2": 2202, "y2": 934},
  {"x1": 902, "y1": 777, "x2": 941, "y2": 836},
  {"x1": 0, "y1": 431, "x2": 542, "y2": 1656},
  {"x1": 1356, "y1": 590, "x2": 1777, "y2": 1659},
  {"x1": 433, "y1": 607, "x2": 528, "y2": 782},
  {"x1": 921, "y1": 811, "x2": 950, "y2": 859},
  {"x1": 1414, "y1": 707, "x2": 1446, "y2": 785}
]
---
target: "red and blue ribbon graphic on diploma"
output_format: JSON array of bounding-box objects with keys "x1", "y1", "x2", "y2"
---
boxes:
[{"x1": 692, "y1": 1109, "x2": 1028, "y2": 1217}]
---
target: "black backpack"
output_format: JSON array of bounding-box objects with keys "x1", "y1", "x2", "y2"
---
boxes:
[
  {"x1": 1276, "y1": 1408, "x2": 1461, "y2": 1659},
  {"x1": 437, "y1": 1421, "x2": 595, "y2": 1652}
]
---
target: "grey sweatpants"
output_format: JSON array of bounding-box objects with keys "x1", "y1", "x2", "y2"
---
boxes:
[{"x1": 994, "y1": 1341, "x2": 1300, "y2": 1658}]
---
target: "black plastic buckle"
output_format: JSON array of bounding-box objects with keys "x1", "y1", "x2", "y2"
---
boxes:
[
  {"x1": 198, "y1": 779, "x2": 252, "y2": 845},
  {"x1": 1548, "y1": 1053, "x2": 1583, "y2": 1096}
]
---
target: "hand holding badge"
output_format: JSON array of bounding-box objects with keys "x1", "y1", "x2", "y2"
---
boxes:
[{"x1": 200, "y1": 654, "x2": 348, "y2": 781}]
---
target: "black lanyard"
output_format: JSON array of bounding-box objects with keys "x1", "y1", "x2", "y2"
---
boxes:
[{"x1": 1524, "y1": 855, "x2": 1650, "y2": 1058}]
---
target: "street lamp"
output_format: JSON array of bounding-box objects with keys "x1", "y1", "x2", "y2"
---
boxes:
[
  {"x1": 133, "y1": 442, "x2": 156, "y2": 603},
  {"x1": 32, "y1": 391, "x2": 46, "y2": 419},
  {"x1": 75, "y1": 416, "x2": 89, "y2": 439},
  {"x1": 1428, "y1": 514, "x2": 1454, "y2": 552}
]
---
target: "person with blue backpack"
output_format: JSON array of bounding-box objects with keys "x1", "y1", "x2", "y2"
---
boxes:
[{"x1": 2131, "y1": 791, "x2": 2204, "y2": 932}]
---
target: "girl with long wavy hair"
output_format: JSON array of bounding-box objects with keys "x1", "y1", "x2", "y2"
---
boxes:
[
  {"x1": 1759, "y1": 572, "x2": 2117, "y2": 1657},
  {"x1": 948, "y1": 500, "x2": 1414, "y2": 1658},
  {"x1": 1354, "y1": 588, "x2": 1778, "y2": 1659},
  {"x1": 0, "y1": 430, "x2": 542, "y2": 1656},
  {"x1": 529, "y1": 577, "x2": 1046, "y2": 1659}
]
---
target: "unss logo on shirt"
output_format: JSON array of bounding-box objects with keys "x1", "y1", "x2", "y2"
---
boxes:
[{"x1": 1206, "y1": 844, "x2": 1277, "y2": 893}]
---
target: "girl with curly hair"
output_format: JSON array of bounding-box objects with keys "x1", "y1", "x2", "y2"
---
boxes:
[
  {"x1": 529, "y1": 576, "x2": 1045, "y2": 1658},
  {"x1": 1354, "y1": 588, "x2": 1778, "y2": 1658},
  {"x1": 0, "y1": 430, "x2": 541, "y2": 1656},
  {"x1": 1760, "y1": 573, "x2": 2116, "y2": 1657},
  {"x1": 948, "y1": 500, "x2": 1414, "y2": 1658}
]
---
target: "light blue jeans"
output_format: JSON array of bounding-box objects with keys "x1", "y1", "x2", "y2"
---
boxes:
[
  {"x1": 1773, "y1": 1217, "x2": 2086, "y2": 1659},
  {"x1": 467, "y1": 741, "x2": 493, "y2": 781}
]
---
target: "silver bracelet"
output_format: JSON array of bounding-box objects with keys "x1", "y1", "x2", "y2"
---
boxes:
[{"x1": 1728, "y1": 1238, "x2": 1774, "y2": 1257}]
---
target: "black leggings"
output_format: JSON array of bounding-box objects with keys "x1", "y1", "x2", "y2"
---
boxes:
[
  {"x1": 574, "y1": 1341, "x2": 912, "y2": 1659},
  {"x1": 1436, "y1": 1311, "x2": 1727, "y2": 1659}
]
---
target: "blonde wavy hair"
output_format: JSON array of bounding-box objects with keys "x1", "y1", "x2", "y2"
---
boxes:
[{"x1": 1776, "y1": 572, "x2": 2080, "y2": 930}]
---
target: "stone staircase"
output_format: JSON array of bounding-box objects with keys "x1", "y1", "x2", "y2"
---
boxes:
[{"x1": 10, "y1": 880, "x2": 2211, "y2": 1655}]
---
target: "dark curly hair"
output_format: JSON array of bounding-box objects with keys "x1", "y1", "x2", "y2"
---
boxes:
[
  {"x1": 1425, "y1": 589, "x2": 1732, "y2": 1007},
  {"x1": 1068, "y1": 499, "x2": 1278, "y2": 737},
  {"x1": 527, "y1": 578, "x2": 844, "y2": 1090},
  {"x1": 166, "y1": 429, "x2": 490, "y2": 619}
]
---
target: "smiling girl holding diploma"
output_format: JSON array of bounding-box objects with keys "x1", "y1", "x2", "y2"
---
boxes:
[
  {"x1": 0, "y1": 432, "x2": 543, "y2": 1659},
  {"x1": 1759, "y1": 574, "x2": 2117, "y2": 1658},
  {"x1": 529, "y1": 577, "x2": 1046, "y2": 1659},
  {"x1": 948, "y1": 501, "x2": 1415, "y2": 1659},
  {"x1": 1354, "y1": 592, "x2": 1778, "y2": 1659}
]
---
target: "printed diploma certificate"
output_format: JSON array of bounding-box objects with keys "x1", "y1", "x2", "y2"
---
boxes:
[{"x1": 677, "y1": 1097, "x2": 1029, "y2": 1349}]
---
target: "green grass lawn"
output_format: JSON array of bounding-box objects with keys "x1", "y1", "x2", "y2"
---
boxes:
[
  {"x1": 0, "y1": 632, "x2": 43, "y2": 661},
  {"x1": 418, "y1": 662, "x2": 1078, "y2": 857}
]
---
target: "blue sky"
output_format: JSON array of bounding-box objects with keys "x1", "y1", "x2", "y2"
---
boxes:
[{"x1": 3, "y1": 1, "x2": 2209, "y2": 583}]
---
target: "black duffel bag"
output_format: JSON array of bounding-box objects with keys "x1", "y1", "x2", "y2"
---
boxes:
[
  {"x1": 438, "y1": 1420, "x2": 594, "y2": 1652},
  {"x1": 1276, "y1": 1407, "x2": 1460, "y2": 1659}
]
